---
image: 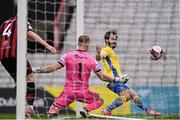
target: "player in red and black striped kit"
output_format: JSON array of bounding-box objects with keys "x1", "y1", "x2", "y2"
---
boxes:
[{"x1": 0, "y1": 16, "x2": 56, "y2": 117}]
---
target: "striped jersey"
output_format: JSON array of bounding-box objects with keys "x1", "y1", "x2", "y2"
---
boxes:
[{"x1": 0, "y1": 16, "x2": 33, "y2": 59}]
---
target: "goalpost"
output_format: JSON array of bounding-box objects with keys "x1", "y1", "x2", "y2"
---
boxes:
[
  {"x1": 16, "y1": 0, "x2": 27, "y2": 119},
  {"x1": 76, "y1": 0, "x2": 84, "y2": 118}
]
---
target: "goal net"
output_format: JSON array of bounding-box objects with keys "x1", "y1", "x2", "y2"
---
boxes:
[{"x1": 0, "y1": 0, "x2": 180, "y2": 119}]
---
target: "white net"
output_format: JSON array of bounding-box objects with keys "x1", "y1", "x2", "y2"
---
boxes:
[
  {"x1": 0, "y1": 0, "x2": 180, "y2": 119},
  {"x1": 83, "y1": 0, "x2": 180, "y2": 118}
]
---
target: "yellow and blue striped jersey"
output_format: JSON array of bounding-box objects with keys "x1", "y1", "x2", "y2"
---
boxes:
[{"x1": 100, "y1": 46, "x2": 122, "y2": 77}]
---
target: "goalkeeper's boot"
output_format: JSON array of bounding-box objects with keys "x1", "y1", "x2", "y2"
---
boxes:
[
  {"x1": 48, "y1": 105, "x2": 60, "y2": 117},
  {"x1": 80, "y1": 107, "x2": 89, "y2": 118},
  {"x1": 101, "y1": 109, "x2": 111, "y2": 116},
  {"x1": 25, "y1": 105, "x2": 36, "y2": 117},
  {"x1": 147, "y1": 109, "x2": 160, "y2": 117}
]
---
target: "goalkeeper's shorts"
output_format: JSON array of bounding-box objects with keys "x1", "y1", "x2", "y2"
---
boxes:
[
  {"x1": 106, "y1": 81, "x2": 129, "y2": 94},
  {"x1": 53, "y1": 90, "x2": 99, "y2": 108}
]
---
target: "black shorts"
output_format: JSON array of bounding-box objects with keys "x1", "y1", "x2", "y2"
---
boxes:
[{"x1": 0, "y1": 57, "x2": 33, "y2": 82}]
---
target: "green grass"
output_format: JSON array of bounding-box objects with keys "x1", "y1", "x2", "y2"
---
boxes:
[
  {"x1": 0, "y1": 114, "x2": 15, "y2": 119},
  {"x1": 0, "y1": 113, "x2": 179, "y2": 120}
]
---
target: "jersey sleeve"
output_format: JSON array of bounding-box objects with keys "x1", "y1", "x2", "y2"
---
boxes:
[
  {"x1": 27, "y1": 21, "x2": 33, "y2": 32},
  {"x1": 92, "y1": 59, "x2": 101, "y2": 73},
  {"x1": 100, "y1": 47, "x2": 111, "y2": 59},
  {"x1": 57, "y1": 54, "x2": 67, "y2": 66}
]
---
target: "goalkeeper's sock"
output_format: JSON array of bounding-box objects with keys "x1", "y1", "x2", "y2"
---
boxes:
[
  {"x1": 106, "y1": 97, "x2": 123, "y2": 112},
  {"x1": 86, "y1": 100, "x2": 103, "y2": 112},
  {"x1": 133, "y1": 96, "x2": 148, "y2": 111},
  {"x1": 27, "y1": 82, "x2": 35, "y2": 105}
]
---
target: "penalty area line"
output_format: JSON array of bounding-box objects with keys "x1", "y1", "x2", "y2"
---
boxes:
[{"x1": 89, "y1": 114, "x2": 146, "y2": 120}]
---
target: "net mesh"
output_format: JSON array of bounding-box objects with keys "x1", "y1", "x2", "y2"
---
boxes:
[{"x1": 0, "y1": 0, "x2": 180, "y2": 119}]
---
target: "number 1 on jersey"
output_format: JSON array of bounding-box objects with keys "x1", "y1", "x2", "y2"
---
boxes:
[{"x1": 78, "y1": 63, "x2": 82, "y2": 78}]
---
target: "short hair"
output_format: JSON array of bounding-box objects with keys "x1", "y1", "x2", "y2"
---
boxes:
[
  {"x1": 78, "y1": 35, "x2": 90, "y2": 45},
  {"x1": 104, "y1": 30, "x2": 118, "y2": 40}
]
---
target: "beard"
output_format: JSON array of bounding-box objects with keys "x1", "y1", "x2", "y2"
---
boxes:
[{"x1": 108, "y1": 42, "x2": 116, "y2": 49}]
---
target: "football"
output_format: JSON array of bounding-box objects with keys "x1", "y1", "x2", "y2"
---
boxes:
[{"x1": 149, "y1": 45, "x2": 163, "y2": 60}]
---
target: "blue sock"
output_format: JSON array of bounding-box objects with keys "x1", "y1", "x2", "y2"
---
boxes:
[
  {"x1": 135, "y1": 98, "x2": 148, "y2": 111},
  {"x1": 106, "y1": 98, "x2": 123, "y2": 112}
]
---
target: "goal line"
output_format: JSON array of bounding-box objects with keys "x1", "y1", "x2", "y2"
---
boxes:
[{"x1": 89, "y1": 114, "x2": 146, "y2": 120}]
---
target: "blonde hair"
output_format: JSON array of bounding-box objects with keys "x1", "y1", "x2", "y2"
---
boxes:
[{"x1": 78, "y1": 35, "x2": 90, "y2": 45}]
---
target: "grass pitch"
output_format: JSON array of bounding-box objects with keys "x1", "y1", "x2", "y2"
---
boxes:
[{"x1": 0, "y1": 113, "x2": 179, "y2": 120}]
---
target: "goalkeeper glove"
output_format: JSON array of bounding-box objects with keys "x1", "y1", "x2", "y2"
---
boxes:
[
  {"x1": 114, "y1": 75, "x2": 129, "y2": 83},
  {"x1": 32, "y1": 67, "x2": 41, "y2": 73}
]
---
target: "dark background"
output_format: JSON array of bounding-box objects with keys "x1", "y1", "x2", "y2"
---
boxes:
[
  {"x1": 0, "y1": 0, "x2": 74, "y2": 53},
  {"x1": 0, "y1": 0, "x2": 16, "y2": 25}
]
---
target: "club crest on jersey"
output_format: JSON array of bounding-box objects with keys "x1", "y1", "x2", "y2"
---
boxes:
[{"x1": 74, "y1": 54, "x2": 78, "y2": 58}]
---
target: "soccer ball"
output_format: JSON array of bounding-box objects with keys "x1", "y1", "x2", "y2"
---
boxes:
[{"x1": 149, "y1": 45, "x2": 163, "y2": 60}]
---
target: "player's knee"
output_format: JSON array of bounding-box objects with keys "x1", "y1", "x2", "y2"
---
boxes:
[
  {"x1": 120, "y1": 96, "x2": 128, "y2": 103},
  {"x1": 98, "y1": 97, "x2": 104, "y2": 104},
  {"x1": 116, "y1": 97, "x2": 124, "y2": 105},
  {"x1": 119, "y1": 89, "x2": 131, "y2": 101},
  {"x1": 133, "y1": 96, "x2": 140, "y2": 104}
]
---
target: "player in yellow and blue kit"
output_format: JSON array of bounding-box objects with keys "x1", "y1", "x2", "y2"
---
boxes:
[{"x1": 96, "y1": 30, "x2": 160, "y2": 117}]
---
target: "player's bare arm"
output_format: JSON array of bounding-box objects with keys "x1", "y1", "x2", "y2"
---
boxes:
[
  {"x1": 95, "y1": 70, "x2": 126, "y2": 82},
  {"x1": 96, "y1": 45, "x2": 102, "y2": 61},
  {"x1": 95, "y1": 71, "x2": 114, "y2": 82},
  {"x1": 27, "y1": 31, "x2": 56, "y2": 53},
  {"x1": 34, "y1": 63, "x2": 63, "y2": 73},
  {"x1": 95, "y1": 69, "x2": 130, "y2": 83}
]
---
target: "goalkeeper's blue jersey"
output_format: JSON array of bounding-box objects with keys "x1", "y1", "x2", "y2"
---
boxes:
[{"x1": 100, "y1": 46, "x2": 129, "y2": 94}]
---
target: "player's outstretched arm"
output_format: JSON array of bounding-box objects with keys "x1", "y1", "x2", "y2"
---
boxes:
[
  {"x1": 27, "y1": 31, "x2": 56, "y2": 53},
  {"x1": 95, "y1": 70, "x2": 115, "y2": 82},
  {"x1": 33, "y1": 63, "x2": 63, "y2": 73},
  {"x1": 95, "y1": 71, "x2": 130, "y2": 83},
  {"x1": 96, "y1": 44, "x2": 102, "y2": 61}
]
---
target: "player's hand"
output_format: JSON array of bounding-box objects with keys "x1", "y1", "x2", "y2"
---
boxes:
[
  {"x1": 114, "y1": 75, "x2": 129, "y2": 83},
  {"x1": 32, "y1": 67, "x2": 41, "y2": 73},
  {"x1": 47, "y1": 45, "x2": 57, "y2": 54},
  {"x1": 96, "y1": 44, "x2": 101, "y2": 54}
]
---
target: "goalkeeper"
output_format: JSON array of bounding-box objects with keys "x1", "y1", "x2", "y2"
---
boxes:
[{"x1": 96, "y1": 30, "x2": 160, "y2": 117}]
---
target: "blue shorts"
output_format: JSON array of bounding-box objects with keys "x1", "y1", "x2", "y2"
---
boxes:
[{"x1": 106, "y1": 81, "x2": 129, "y2": 94}]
